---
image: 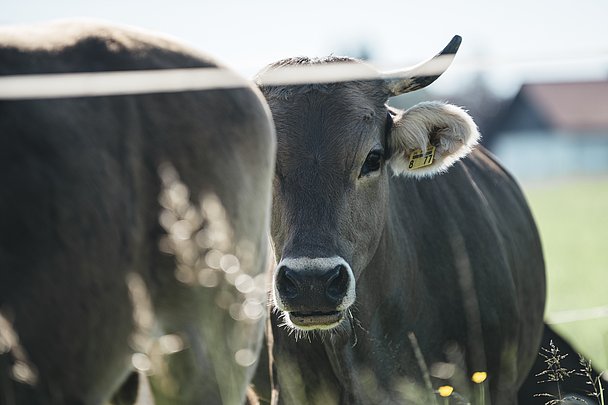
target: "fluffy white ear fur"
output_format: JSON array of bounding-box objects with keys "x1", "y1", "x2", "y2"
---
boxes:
[{"x1": 388, "y1": 101, "x2": 480, "y2": 178}]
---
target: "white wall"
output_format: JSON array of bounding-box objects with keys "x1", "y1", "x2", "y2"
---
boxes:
[{"x1": 492, "y1": 131, "x2": 608, "y2": 181}]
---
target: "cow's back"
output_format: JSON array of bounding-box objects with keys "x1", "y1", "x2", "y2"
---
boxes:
[{"x1": 0, "y1": 21, "x2": 275, "y2": 405}]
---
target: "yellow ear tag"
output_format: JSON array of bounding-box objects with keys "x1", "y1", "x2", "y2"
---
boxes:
[{"x1": 408, "y1": 145, "x2": 436, "y2": 169}]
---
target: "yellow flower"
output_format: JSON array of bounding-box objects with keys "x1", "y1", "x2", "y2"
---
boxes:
[
  {"x1": 471, "y1": 371, "x2": 487, "y2": 384},
  {"x1": 438, "y1": 385, "x2": 454, "y2": 397}
]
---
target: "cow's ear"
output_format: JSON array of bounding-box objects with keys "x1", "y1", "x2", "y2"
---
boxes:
[{"x1": 387, "y1": 101, "x2": 480, "y2": 177}]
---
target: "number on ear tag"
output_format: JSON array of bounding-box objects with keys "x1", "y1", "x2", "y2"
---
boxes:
[{"x1": 408, "y1": 145, "x2": 436, "y2": 170}]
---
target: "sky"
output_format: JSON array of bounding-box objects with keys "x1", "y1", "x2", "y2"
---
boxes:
[{"x1": 3, "y1": 0, "x2": 608, "y2": 96}]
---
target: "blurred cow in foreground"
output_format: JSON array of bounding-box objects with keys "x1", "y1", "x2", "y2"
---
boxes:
[
  {"x1": 0, "y1": 20, "x2": 275, "y2": 405},
  {"x1": 253, "y1": 36, "x2": 546, "y2": 404}
]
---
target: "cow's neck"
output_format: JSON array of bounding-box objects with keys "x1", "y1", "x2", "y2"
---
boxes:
[{"x1": 356, "y1": 184, "x2": 436, "y2": 333}]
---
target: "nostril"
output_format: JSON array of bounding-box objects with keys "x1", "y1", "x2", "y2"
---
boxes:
[
  {"x1": 277, "y1": 266, "x2": 298, "y2": 299},
  {"x1": 326, "y1": 265, "x2": 349, "y2": 300}
]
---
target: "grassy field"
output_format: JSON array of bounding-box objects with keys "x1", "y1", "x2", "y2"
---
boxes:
[{"x1": 523, "y1": 178, "x2": 608, "y2": 372}]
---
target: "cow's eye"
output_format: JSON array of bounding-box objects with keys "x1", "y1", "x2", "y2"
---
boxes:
[{"x1": 359, "y1": 149, "x2": 384, "y2": 178}]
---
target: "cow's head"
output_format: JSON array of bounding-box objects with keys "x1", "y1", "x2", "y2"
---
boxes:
[{"x1": 256, "y1": 36, "x2": 479, "y2": 331}]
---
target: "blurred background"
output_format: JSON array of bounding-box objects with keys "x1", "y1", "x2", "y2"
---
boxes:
[{"x1": 4, "y1": 0, "x2": 607, "y2": 376}]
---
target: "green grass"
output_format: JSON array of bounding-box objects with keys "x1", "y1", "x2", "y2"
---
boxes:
[{"x1": 523, "y1": 178, "x2": 608, "y2": 372}]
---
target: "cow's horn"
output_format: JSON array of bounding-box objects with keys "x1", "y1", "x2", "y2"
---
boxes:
[{"x1": 382, "y1": 35, "x2": 462, "y2": 97}]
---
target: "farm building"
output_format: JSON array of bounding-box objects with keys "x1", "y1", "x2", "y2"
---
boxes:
[{"x1": 489, "y1": 80, "x2": 608, "y2": 181}]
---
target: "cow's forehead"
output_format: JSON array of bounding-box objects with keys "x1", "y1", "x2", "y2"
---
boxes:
[
  {"x1": 268, "y1": 84, "x2": 387, "y2": 178},
  {"x1": 267, "y1": 81, "x2": 387, "y2": 144}
]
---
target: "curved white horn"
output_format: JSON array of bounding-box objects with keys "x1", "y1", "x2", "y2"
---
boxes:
[{"x1": 382, "y1": 35, "x2": 462, "y2": 97}]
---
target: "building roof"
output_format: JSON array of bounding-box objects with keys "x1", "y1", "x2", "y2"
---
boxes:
[{"x1": 521, "y1": 81, "x2": 608, "y2": 132}]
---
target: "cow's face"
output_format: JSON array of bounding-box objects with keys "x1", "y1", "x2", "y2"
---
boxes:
[
  {"x1": 258, "y1": 40, "x2": 478, "y2": 332},
  {"x1": 262, "y1": 79, "x2": 390, "y2": 330}
]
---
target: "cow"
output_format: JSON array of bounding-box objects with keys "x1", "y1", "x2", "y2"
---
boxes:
[
  {"x1": 0, "y1": 20, "x2": 275, "y2": 405},
  {"x1": 254, "y1": 36, "x2": 546, "y2": 404}
]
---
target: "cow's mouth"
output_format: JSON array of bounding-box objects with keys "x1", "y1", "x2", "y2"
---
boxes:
[{"x1": 288, "y1": 310, "x2": 344, "y2": 329}]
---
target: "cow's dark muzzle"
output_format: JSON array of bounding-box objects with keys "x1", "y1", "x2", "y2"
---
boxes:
[
  {"x1": 274, "y1": 258, "x2": 355, "y2": 330},
  {"x1": 276, "y1": 264, "x2": 350, "y2": 309}
]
